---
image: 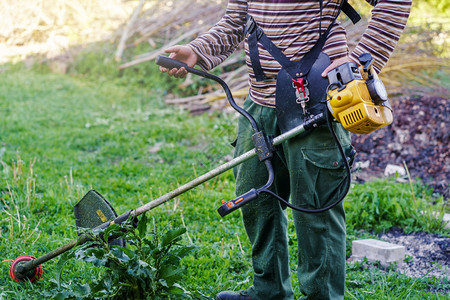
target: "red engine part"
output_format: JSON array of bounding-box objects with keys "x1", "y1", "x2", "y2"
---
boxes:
[{"x1": 9, "y1": 255, "x2": 43, "y2": 283}]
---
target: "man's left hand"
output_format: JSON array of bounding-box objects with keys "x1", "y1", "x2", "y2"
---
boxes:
[{"x1": 321, "y1": 56, "x2": 358, "y2": 77}]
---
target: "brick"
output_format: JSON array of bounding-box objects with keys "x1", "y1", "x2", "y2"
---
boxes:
[{"x1": 351, "y1": 239, "x2": 405, "y2": 267}]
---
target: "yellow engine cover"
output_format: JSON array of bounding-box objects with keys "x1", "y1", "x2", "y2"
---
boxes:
[{"x1": 327, "y1": 80, "x2": 393, "y2": 134}]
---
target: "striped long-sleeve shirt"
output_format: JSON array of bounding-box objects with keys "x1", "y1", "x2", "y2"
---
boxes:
[{"x1": 188, "y1": 0, "x2": 412, "y2": 107}]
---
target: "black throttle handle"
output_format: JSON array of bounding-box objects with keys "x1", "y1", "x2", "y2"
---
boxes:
[
  {"x1": 156, "y1": 55, "x2": 191, "y2": 71},
  {"x1": 218, "y1": 189, "x2": 258, "y2": 217},
  {"x1": 156, "y1": 55, "x2": 211, "y2": 80}
]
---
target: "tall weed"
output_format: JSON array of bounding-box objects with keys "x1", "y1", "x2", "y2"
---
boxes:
[
  {"x1": 39, "y1": 214, "x2": 197, "y2": 299},
  {"x1": 0, "y1": 155, "x2": 42, "y2": 243},
  {"x1": 345, "y1": 179, "x2": 446, "y2": 233}
]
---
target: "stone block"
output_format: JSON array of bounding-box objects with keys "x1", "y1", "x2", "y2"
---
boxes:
[
  {"x1": 351, "y1": 239, "x2": 405, "y2": 267},
  {"x1": 444, "y1": 213, "x2": 450, "y2": 229}
]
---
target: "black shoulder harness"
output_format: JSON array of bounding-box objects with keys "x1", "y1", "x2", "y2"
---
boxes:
[{"x1": 245, "y1": 0, "x2": 361, "y2": 81}]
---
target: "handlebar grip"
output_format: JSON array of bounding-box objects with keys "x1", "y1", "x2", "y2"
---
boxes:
[
  {"x1": 156, "y1": 55, "x2": 189, "y2": 70},
  {"x1": 217, "y1": 189, "x2": 258, "y2": 217}
]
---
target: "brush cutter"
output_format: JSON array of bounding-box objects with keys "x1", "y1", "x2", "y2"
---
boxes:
[{"x1": 9, "y1": 53, "x2": 390, "y2": 283}]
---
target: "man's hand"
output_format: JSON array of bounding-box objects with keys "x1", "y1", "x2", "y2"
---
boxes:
[
  {"x1": 321, "y1": 56, "x2": 358, "y2": 77},
  {"x1": 159, "y1": 45, "x2": 198, "y2": 78}
]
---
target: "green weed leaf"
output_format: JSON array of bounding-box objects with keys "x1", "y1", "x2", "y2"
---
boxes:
[
  {"x1": 50, "y1": 220, "x2": 196, "y2": 298},
  {"x1": 71, "y1": 283, "x2": 91, "y2": 297},
  {"x1": 54, "y1": 251, "x2": 75, "y2": 288},
  {"x1": 138, "y1": 212, "x2": 148, "y2": 238},
  {"x1": 161, "y1": 227, "x2": 187, "y2": 247}
]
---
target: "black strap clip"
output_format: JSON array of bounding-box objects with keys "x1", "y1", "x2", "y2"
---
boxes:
[
  {"x1": 245, "y1": 15, "x2": 256, "y2": 35},
  {"x1": 252, "y1": 131, "x2": 274, "y2": 162},
  {"x1": 245, "y1": 15, "x2": 264, "y2": 40}
]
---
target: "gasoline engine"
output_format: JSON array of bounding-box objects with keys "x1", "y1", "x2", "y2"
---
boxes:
[{"x1": 326, "y1": 53, "x2": 393, "y2": 134}]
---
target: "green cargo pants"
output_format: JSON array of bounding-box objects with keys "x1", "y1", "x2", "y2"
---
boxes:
[{"x1": 233, "y1": 97, "x2": 352, "y2": 300}]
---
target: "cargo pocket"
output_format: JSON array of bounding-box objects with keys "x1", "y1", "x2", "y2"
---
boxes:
[
  {"x1": 301, "y1": 144, "x2": 355, "y2": 170},
  {"x1": 299, "y1": 145, "x2": 355, "y2": 208}
]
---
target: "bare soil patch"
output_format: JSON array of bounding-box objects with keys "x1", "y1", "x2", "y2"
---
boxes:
[
  {"x1": 352, "y1": 93, "x2": 449, "y2": 199},
  {"x1": 379, "y1": 228, "x2": 449, "y2": 280}
]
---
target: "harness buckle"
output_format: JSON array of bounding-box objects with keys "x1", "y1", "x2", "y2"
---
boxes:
[
  {"x1": 245, "y1": 15, "x2": 257, "y2": 35},
  {"x1": 292, "y1": 78, "x2": 310, "y2": 104},
  {"x1": 246, "y1": 16, "x2": 264, "y2": 41}
]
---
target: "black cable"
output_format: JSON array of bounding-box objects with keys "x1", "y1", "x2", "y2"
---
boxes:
[
  {"x1": 156, "y1": 56, "x2": 351, "y2": 215},
  {"x1": 257, "y1": 107, "x2": 352, "y2": 214}
]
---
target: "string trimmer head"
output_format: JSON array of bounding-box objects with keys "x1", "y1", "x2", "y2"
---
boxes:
[{"x1": 9, "y1": 190, "x2": 127, "y2": 282}]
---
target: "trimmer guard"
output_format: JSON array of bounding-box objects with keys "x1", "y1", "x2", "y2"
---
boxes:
[{"x1": 74, "y1": 190, "x2": 125, "y2": 246}]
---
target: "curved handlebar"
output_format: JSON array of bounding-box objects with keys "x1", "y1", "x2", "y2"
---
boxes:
[
  {"x1": 156, "y1": 55, "x2": 190, "y2": 70},
  {"x1": 156, "y1": 55, "x2": 259, "y2": 131},
  {"x1": 155, "y1": 55, "x2": 348, "y2": 216}
]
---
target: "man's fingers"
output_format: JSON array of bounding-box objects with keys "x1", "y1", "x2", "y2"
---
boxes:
[
  {"x1": 321, "y1": 65, "x2": 334, "y2": 77},
  {"x1": 164, "y1": 45, "x2": 180, "y2": 54},
  {"x1": 167, "y1": 68, "x2": 177, "y2": 76},
  {"x1": 321, "y1": 57, "x2": 353, "y2": 77},
  {"x1": 174, "y1": 67, "x2": 188, "y2": 78},
  {"x1": 166, "y1": 67, "x2": 187, "y2": 78},
  {"x1": 159, "y1": 45, "x2": 195, "y2": 77},
  {"x1": 321, "y1": 63, "x2": 338, "y2": 77}
]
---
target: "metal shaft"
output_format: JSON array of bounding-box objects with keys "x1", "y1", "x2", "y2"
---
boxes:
[
  {"x1": 16, "y1": 235, "x2": 89, "y2": 277},
  {"x1": 17, "y1": 120, "x2": 310, "y2": 276},
  {"x1": 133, "y1": 119, "x2": 313, "y2": 216}
]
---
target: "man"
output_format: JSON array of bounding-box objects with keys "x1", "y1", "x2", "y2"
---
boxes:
[{"x1": 160, "y1": 1, "x2": 411, "y2": 299}]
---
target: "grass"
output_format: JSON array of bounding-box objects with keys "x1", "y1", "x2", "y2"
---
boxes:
[
  {"x1": 0, "y1": 48, "x2": 448, "y2": 299},
  {"x1": 345, "y1": 261, "x2": 449, "y2": 299}
]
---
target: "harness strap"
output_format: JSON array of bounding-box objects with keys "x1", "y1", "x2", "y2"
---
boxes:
[
  {"x1": 246, "y1": 0, "x2": 360, "y2": 81},
  {"x1": 246, "y1": 15, "x2": 295, "y2": 81},
  {"x1": 342, "y1": 1, "x2": 362, "y2": 24}
]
